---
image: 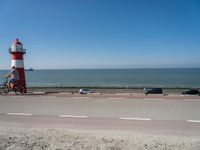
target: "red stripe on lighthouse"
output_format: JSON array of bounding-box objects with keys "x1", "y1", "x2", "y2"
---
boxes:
[{"x1": 12, "y1": 53, "x2": 23, "y2": 60}]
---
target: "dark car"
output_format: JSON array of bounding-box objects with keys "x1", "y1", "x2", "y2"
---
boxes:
[
  {"x1": 182, "y1": 89, "x2": 200, "y2": 95},
  {"x1": 144, "y1": 88, "x2": 163, "y2": 95}
]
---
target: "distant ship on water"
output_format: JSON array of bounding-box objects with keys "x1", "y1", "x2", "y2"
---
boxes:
[{"x1": 25, "y1": 68, "x2": 34, "y2": 71}]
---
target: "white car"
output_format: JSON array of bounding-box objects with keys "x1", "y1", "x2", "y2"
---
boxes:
[{"x1": 79, "y1": 89, "x2": 94, "y2": 94}]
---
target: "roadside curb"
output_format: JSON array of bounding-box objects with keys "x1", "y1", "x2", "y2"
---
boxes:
[
  {"x1": 116, "y1": 93, "x2": 133, "y2": 96},
  {"x1": 58, "y1": 92, "x2": 73, "y2": 95}
]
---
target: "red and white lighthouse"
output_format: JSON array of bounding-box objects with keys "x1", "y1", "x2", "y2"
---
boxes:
[{"x1": 9, "y1": 38, "x2": 27, "y2": 93}]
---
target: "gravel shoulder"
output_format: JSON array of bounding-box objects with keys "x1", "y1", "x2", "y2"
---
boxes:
[{"x1": 0, "y1": 127, "x2": 200, "y2": 150}]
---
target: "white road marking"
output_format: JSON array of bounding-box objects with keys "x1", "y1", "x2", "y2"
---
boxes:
[
  {"x1": 88, "y1": 93, "x2": 101, "y2": 95},
  {"x1": 184, "y1": 99, "x2": 200, "y2": 101},
  {"x1": 59, "y1": 115, "x2": 88, "y2": 118},
  {"x1": 73, "y1": 97, "x2": 90, "y2": 99},
  {"x1": 119, "y1": 117, "x2": 152, "y2": 121},
  {"x1": 107, "y1": 98, "x2": 127, "y2": 100},
  {"x1": 41, "y1": 96, "x2": 57, "y2": 99},
  {"x1": 144, "y1": 98, "x2": 164, "y2": 100},
  {"x1": 7, "y1": 113, "x2": 32, "y2": 116},
  {"x1": 187, "y1": 120, "x2": 200, "y2": 123},
  {"x1": 33, "y1": 92, "x2": 46, "y2": 94},
  {"x1": 10, "y1": 96, "x2": 26, "y2": 98}
]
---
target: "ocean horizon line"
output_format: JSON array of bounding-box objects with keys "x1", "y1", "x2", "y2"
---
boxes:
[{"x1": 1, "y1": 67, "x2": 200, "y2": 71}]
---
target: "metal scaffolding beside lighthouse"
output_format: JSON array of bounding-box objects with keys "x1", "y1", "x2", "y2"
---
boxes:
[{"x1": 9, "y1": 38, "x2": 27, "y2": 93}]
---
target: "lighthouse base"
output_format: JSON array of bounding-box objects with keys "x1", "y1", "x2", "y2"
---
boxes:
[{"x1": 16, "y1": 68, "x2": 27, "y2": 93}]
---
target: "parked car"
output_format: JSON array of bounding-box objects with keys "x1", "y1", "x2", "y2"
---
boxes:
[
  {"x1": 182, "y1": 89, "x2": 200, "y2": 95},
  {"x1": 144, "y1": 88, "x2": 163, "y2": 95},
  {"x1": 79, "y1": 89, "x2": 94, "y2": 94}
]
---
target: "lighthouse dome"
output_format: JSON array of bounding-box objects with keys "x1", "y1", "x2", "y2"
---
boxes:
[{"x1": 14, "y1": 38, "x2": 22, "y2": 45}]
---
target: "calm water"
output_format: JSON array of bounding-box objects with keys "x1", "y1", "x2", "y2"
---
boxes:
[{"x1": 0, "y1": 69, "x2": 200, "y2": 88}]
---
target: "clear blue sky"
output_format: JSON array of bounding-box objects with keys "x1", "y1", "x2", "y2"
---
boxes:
[{"x1": 0, "y1": 0, "x2": 200, "y2": 69}]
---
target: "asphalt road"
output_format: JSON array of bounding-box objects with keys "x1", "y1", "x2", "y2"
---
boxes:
[{"x1": 0, "y1": 94, "x2": 200, "y2": 136}]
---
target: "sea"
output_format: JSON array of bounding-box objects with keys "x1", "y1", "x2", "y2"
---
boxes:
[{"x1": 0, "y1": 69, "x2": 200, "y2": 88}]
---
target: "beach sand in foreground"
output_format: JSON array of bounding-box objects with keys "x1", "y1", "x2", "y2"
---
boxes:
[{"x1": 0, "y1": 128, "x2": 200, "y2": 150}]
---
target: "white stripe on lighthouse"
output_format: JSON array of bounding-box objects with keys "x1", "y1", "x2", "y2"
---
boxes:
[{"x1": 11, "y1": 60, "x2": 24, "y2": 68}]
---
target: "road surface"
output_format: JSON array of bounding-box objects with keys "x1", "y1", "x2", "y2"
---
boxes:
[{"x1": 0, "y1": 94, "x2": 200, "y2": 136}]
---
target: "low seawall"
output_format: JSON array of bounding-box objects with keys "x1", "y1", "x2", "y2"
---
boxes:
[{"x1": 26, "y1": 87, "x2": 199, "y2": 94}]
